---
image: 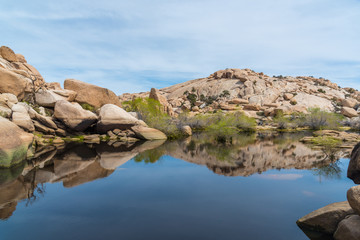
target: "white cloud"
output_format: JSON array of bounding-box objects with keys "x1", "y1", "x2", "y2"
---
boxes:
[{"x1": 0, "y1": 0, "x2": 359, "y2": 94}]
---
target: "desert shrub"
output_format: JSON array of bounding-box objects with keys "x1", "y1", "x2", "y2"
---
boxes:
[
  {"x1": 219, "y1": 90, "x2": 230, "y2": 98},
  {"x1": 317, "y1": 89, "x2": 326, "y2": 94},
  {"x1": 122, "y1": 98, "x2": 182, "y2": 138},
  {"x1": 300, "y1": 108, "x2": 343, "y2": 130}
]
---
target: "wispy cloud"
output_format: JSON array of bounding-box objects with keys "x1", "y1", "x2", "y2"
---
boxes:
[
  {"x1": 0, "y1": 0, "x2": 359, "y2": 94},
  {"x1": 257, "y1": 173, "x2": 303, "y2": 181}
]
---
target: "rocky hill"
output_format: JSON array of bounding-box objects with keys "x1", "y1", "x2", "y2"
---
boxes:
[{"x1": 120, "y1": 68, "x2": 360, "y2": 119}]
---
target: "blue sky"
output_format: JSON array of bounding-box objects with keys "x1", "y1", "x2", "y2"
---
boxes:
[{"x1": 1, "y1": 0, "x2": 360, "y2": 94}]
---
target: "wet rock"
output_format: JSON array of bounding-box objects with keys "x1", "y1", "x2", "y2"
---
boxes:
[
  {"x1": 334, "y1": 215, "x2": 360, "y2": 240},
  {"x1": 297, "y1": 201, "x2": 354, "y2": 235},
  {"x1": 64, "y1": 79, "x2": 121, "y2": 109},
  {"x1": 0, "y1": 117, "x2": 33, "y2": 167},
  {"x1": 54, "y1": 100, "x2": 97, "y2": 132}
]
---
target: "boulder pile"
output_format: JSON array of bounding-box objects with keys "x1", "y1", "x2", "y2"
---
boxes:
[{"x1": 0, "y1": 46, "x2": 167, "y2": 167}]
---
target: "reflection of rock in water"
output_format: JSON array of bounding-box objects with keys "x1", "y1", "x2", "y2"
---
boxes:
[
  {"x1": 0, "y1": 140, "x2": 165, "y2": 220},
  {"x1": 165, "y1": 134, "x2": 351, "y2": 177}
]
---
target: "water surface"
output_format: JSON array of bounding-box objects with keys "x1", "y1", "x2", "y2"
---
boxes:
[{"x1": 0, "y1": 133, "x2": 355, "y2": 240}]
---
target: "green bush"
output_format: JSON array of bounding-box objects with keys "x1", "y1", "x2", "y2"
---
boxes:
[
  {"x1": 122, "y1": 98, "x2": 181, "y2": 138},
  {"x1": 300, "y1": 108, "x2": 343, "y2": 130},
  {"x1": 80, "y1": 103, "x2": 95, "y2": 112}
]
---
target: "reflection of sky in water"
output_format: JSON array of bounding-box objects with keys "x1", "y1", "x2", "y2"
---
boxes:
[{"x1": 0, "y1": 156, "x2": 354, "y2": 240}]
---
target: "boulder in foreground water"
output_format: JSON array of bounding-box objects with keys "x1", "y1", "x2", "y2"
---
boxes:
[
  {"x1": 296, "y1": 201, "x2": 354, "y2": 235},
  {"x1": 334, "y1": 215, "x2": 360, "y2": 240},
  {"x1": 347, "y1": 142, "x2": 360, "y2": 184}
]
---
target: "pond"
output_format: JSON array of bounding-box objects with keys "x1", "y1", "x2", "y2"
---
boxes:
[{"x1": 0, "y1": 133, "x2": 355, "y2": 240}]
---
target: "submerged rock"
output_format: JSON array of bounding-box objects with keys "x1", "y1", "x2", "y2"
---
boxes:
[{"x1": 297, "y1": 201, "x2": 354, "y2": 235}]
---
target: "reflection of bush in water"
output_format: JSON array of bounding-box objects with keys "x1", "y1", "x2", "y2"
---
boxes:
[
  {"x1": 26, "y1": 183, "x2": 46, "y2": 207},
  {"x1": 192, "y1": 133, "x2": 257, "y2": 161},
  {"x1": 312, "y1": 161, "x2": 342, "y2": 180},
  {"x1": 133, "y1": 147, "x2": 166, "y2": 164}
]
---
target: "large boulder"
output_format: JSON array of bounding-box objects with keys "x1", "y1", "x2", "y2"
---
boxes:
[
  {"x1": 0, "y1": 68, "x2": 32, "y2": 100},
  {"x1": 342, "y1": 98, "x2": 358, "y2": 108},
  {"x1": 296, "y1": 201, "x2": 354, "y2": 235},
  {"x1": 64, "y1": 79, "x2": 121, "y2": 109},
  {"x1": 54, "y1": 100, "x2": 97, "y2": 132},
  {"x1": 334, "y1": 215, "x2": 360, "y2": 240},
  {"x1": 96, "y1": 104, "x2": 141, "y2": 133},
  {"x1": 347, "y1": 186, "x2": 360, "y2": 215},
  {"x1": 342, "y1": 107, "x2": 358, "y2": 118},
  {"x1": 0, "y1": 117, "x2": 33, "y2": 167},
  {"x1": 35, "y1": 89, "x2": 76, "y2": 107},
  {"x1": 347, "y1": 143, "x2": 360, "y2": 184},
  {"x1": 131, "y1": 125, "x2": 167, "y2": 140}
]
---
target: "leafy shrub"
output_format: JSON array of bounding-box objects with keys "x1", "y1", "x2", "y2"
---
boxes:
[
  {"x1": 122, "y1": 98, "x2": 181, "y2": 138},
  {"x1": 80, "y1": 103, "x2": 95, "y2": 112},
  {"x1": 300, "y1": 108, "x2": 343, "y2": 130}
]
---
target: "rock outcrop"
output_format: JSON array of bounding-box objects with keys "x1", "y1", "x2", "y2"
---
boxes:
[
  {"x1": 64, "y1": 79, "x2": 121, "y2": 109},
  {"x1": 120, "y1": 68, "x2": 360, "y2": 119}
]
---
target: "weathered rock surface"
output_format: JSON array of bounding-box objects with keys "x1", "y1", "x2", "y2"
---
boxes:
[
  {"x1": 342, "y1": 98, "x2": 358, "y2": 108},
  {"x1": 54, "y1": 100, "x2": 97, "y2": 132},
  {"x1": 341, "y1": 107, "x2": 358, "y2": 118},
  {"x1": 347, "y1": 143, "x2": 360, "y2": 184},
  {"x1": 0, "y1": 68, "x2": 32, "y2": 100},
  {"x1": 334, "y1": 215, "x2": 360, "y2": 240},
  {"x1": 0, "y1": 46, "x2": 17, "y2": 62},
  {"x1": 96, "y1": 104, "x2": 140, "y2": 133},
  {"x1": 347, "y1": 186, "x2": 360, "y2": 215},
  {"x1": 35, "y1": 89, "x2": 76, "y2": 107},
  {"x1": 64, "y1": 79, "x2": 121, "y2": 109},
  {"x1": 0, "y1": 117, "x2": 33, "y2": 167},
  {"x1": 11, "y1": 103, "x2": 34, "y2": 132},
  {"x1": 131, "y1": 126, "x2": 167, "y2": 140},
  {"x1": 296, "y1": 201, "x2": 354, "y2": 235}
]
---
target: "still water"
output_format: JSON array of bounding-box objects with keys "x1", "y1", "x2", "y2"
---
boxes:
[{"x1": 0, "y1": 133, "x2": 355, "y2": 240}]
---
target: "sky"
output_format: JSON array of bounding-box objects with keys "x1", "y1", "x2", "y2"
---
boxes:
[{"x1": 0, "y1": 0, "x2": 360, "y2": 94}]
